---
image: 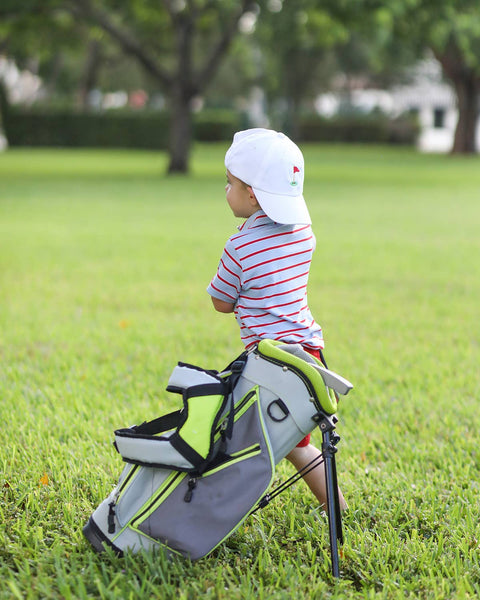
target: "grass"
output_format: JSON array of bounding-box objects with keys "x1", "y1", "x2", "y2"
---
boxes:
[{"x1": 1, "y1": 143, "x2": 480, "y2": 599}]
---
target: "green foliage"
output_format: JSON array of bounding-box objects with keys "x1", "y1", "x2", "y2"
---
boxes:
[
  {"x1": 1, "y1": 145, "x2": 480, "y2": 598},
  {"x1": 370, "y1": 0, "x2": 480, "y2": 152},
  {"x1": 2, "y1": 108, "x2": 170, "y2": 149},
  {"x1": 298, "y1": 113, "x2": 419, "y2": 145},
  {"x1": 257, "y1": 0, "x2": 350, "y2": 102},
  {"x1": 1, "y1": 0, "x2": 259, "y2": 171},
  {"x1": 380, "y1": 0, "x2": 480, "y2": 71},
  {"x1": 193, "y1": 109, "x2": 242, "y2": 142},
  {"x1": 2, "y1": 108, "x2": 242, "y2": 148},
  {"x1": 254, "y1": 2, "x2": 421, "y2": 135},
  {"x1": 0, "y1": 0, "x2": 85, "y2": 74},
  {"x1": 1, "y1": 106, "x2": 417, "y2": 148}
]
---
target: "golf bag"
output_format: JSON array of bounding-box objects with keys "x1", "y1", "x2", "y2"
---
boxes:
[{"x1": 83, "y1": 339, "x2": 353, "y2": 576}]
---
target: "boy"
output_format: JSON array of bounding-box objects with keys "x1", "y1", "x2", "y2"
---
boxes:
[{"x1": 207, "y1": 128, "x2": 346, "y2": 511}]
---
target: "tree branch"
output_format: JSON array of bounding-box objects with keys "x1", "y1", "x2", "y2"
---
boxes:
[
  {"x1": 68, "y1": 0, "x2": 172, "y2": 88},
  {"x1": 195, "y1": 0, "x2": 253, "y2": 93}
]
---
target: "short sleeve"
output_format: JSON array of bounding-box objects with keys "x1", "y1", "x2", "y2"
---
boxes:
[{"x1": 207, "y1": 239, "x2": 242, "y2": 303}]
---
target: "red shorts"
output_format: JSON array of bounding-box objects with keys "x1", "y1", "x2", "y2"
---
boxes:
[{"x1": 296, "y1": 346, "x2": 322, "y2": 448}]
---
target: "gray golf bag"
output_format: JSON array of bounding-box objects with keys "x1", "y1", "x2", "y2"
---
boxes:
[{"x1": 83, "y1": 339, "x2": 353, "y2": 576}]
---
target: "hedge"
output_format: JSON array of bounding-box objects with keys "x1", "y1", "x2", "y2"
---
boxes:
[
  {"x1": 0, "y1": 90, "x2": 418, "y2": 149},
  {"x1": 194, "y1": 110, "x2": 243, "y2": 142},
  {"x1": 0, "y1": 101, "x2": 243, "y2": 149},
  {"x1": 2, "y1": 110, "x2": 170, "y2": 149},
  {"x1": 297, "y1": 113, "x2": 419, "y2": 145}
]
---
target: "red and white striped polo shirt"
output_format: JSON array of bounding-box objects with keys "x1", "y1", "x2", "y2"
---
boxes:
[{"x1": 207, "y1": 210, "x2": 324, "y2": 350}]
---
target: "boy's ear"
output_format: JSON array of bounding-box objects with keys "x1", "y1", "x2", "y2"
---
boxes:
[{"x1": 247, "y1": 186, "x2": 259, "y2": 206}]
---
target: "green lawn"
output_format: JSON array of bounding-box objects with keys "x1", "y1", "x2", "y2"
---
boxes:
[{"x1": 1, "y1": 144, "x2": 480, "y2": 599}]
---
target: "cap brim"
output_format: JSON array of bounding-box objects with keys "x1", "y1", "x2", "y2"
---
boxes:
[{"x1": 253, "y1": 187, "x2": 312, "y2": 225}]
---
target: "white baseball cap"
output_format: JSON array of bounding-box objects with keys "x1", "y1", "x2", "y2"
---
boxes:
[{"x1": 225, "y1": 128, "x2": 311, "y2": 225}]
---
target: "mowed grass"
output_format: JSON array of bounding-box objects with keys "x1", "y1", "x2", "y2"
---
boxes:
[{"x1": 1, "y1": 144, "x2": 479, "y2": 599}]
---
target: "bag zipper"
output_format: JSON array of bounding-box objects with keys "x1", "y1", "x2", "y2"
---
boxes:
[
  {"x1": 203, "y1": 443, "x2": 261, "y2": 477},
  {"x1": 215, "y1": 389, "x2": 257, "y2": 441},
  {"x1": 106, "y1": 464, "x2": 140, "y2": 534},
  {"x1": 117, "y1": 463, "x2": 139, "y2": 498},
  {"x1": 183, "y1": 443, "x2": 262, "y2": 503}
]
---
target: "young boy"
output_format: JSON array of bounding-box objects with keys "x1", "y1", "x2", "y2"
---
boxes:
[{"x1": 207, "y1": 128, "x2": 346, "y2": 511}]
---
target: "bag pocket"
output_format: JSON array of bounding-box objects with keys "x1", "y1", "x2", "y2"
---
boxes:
[
  {"x1": 135, "y1": 441, "x2": 270, "y2": 560},
  {"x1": 115, "y1": 467, "x2": 184, "y2": 529}
]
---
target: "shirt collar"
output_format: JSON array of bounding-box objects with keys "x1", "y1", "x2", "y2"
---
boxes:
[{"x1": 237, "y1": 209, "x2": 274, "y2": 231}]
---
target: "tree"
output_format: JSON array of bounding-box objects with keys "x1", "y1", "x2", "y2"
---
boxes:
[
  {"x1": 256, "y1": 0, "x2": 349, "y2": 137},
  {"x1": 1, "y1": 0, "x2": 257, "y2": 172},
  {"x1": 66, "y1": 0, "x2": 258, "y2": 172},
  {"x1": 297, "y1": 0, "x2": 480, "y2": 154},
  {"x1": 255, "y1": 1, "x2": 419, "y2": 138},
  {"x1": 371, "y1": 0, "x2": 480, "y2": 153},
  {"x1": 0, "y1": 0, "x2": 103, "y2": 106}
]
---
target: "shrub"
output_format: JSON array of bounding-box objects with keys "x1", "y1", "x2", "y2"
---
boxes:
[
  {"x1": 193, "y1": 109, "x2": 241, "y2": 142},
  {"x1": 2, "y1": 106, "x2": 241, "y2": 148},
  {"x1": 2, "y1": 108, "x2": 170, "y2": 149},
  {"x1": 298, "y1": 113, "x2": 419, "y2": 145}
]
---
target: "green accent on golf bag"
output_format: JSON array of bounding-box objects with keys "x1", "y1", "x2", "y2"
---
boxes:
[
  {"x1": 177, "y1": 391, "x2": 225, "y2": 459},
  {"x1": 258, "y1": 339, "x2": 338, "y2": 414}
]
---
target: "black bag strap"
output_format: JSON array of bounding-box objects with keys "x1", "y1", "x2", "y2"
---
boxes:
[{"x1": 129, "y1": 410, "x2": 183, "y2": 436}]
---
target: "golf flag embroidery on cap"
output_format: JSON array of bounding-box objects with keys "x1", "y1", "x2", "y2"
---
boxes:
[{"x1": 291, "y1": 165, "x2": 300, "y2": 186}]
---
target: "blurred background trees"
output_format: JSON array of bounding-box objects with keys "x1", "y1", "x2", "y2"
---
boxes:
[
  {"x1": 1, "y1": 0, "x2": 479, "y2": 172},
  {"x1": 378, "y1": 0, "x2": 480, "y2": 154}
]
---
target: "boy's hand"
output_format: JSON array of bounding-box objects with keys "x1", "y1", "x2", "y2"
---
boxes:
[{"x1": 211, "y1": 297, "x2": 235, "y2": 313}]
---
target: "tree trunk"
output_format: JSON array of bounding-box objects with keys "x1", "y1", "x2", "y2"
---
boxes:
[
  {"x1": 78, "y1": 39, "x2": 102, "y2": 110},
  {"x1": 168, "y1": 86, "x2": 193, "y2": 174},
  {"x1": 284, "y1": 97, "x2": 301, "y2": 141},
  {"x1": 44, "y1": 53, "x2": 64, "y2": 101},
  {"x1": 451, "y1": 75, "x2": 479, "y2": 154},
  {"x1": 434, "y1": 39, "x2": 480, "y2": 154}
]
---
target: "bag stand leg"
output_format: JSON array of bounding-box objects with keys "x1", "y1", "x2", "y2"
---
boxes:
[{"x1": 316, "y1": 414, "x2": 343, "y2": 577}]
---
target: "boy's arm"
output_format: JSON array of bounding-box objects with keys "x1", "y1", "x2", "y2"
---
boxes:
[
  {"x1": 208, "y1": 239, "x2": 241, "y2": 313},
  {"x1": 211, "y1": 296, "x2": 235, "y2": 313}
]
